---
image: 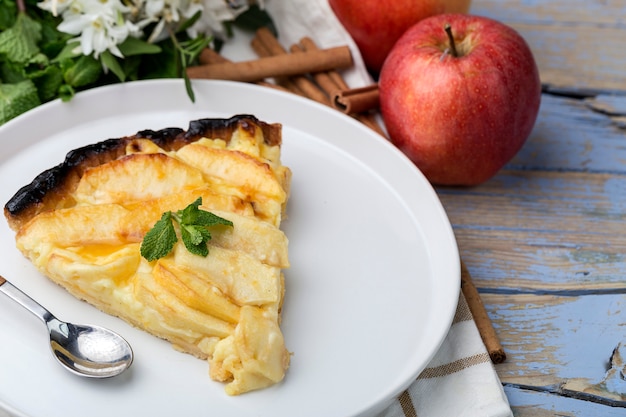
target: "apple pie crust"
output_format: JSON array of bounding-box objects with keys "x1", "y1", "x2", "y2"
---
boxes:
[{"x1": 3, "y1": 115, "x2": 291, "y2": 395}]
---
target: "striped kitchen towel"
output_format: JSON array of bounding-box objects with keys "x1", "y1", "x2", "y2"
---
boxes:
[{"x1": 377, "y1": 294, "x2": 512, "y2": 417}]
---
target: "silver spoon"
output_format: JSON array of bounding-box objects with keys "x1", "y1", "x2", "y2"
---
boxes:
[{"x1": 0, "y1": 274, "x2": 133, "y2": 378}]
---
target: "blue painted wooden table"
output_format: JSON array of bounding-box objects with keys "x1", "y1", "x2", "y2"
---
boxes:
[{"x1": 444, "y1": 1, "x2": 626, "y2": 415}]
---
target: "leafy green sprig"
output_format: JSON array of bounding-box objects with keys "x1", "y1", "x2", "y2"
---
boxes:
[
  {"x1": 140, "y1": 197, "x2": 234, "y2": 261},
  {"x1": 0, "y1": 1, "x2": 276, "y2": 126}
]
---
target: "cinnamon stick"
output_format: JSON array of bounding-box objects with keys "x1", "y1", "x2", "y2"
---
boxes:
[
  {"x1": 198, "y1": 47, "x2": 294, "y2": 95},
  {"x1": 253, "y1": 28, "x2": 329, "y2": 105},
  {"x1": 333, "y1": 85, "x2": 380, "y2": 114},
  {"x1": 299, "y1": 37, "x2": 348, "y2": 90},
  {"x1": 186, "y1": 46, "x2": 353, "y2": 82},
  {"x1": 199, "y1": 47, "x2": 228, "y2": 65},
  {"x1": 298, "y1": 37, "x2": 387, "y2": 138},
  {"x1": 250, "y1": 37, "x2": 305, "y2": 96},
  {"x1": 460, "y1": 260, "x2": 506, "y2": 364}
]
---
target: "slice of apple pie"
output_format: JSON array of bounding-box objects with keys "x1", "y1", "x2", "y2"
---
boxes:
[{"x1": 3, "y1": 115, "x2": 292, "y2": 395}]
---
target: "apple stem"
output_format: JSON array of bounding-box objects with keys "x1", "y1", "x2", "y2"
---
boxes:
[{"x1": 444, "y1": 24, "x2": 458, "y2": 58}]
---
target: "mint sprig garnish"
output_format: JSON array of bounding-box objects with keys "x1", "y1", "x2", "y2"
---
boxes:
[{"x1": 140, "y1": 197, "x2": 233, "y2": 261}]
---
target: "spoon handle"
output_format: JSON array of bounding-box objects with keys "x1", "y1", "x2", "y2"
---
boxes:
[{"x1": 0, "y1": 274, "x2": 54, "y2": 324}]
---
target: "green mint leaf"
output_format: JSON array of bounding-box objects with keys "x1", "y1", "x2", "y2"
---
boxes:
[
  {"x1": 177, "y1": 197, "x2": 233, "y2": 228},
  {"x1": 0, "y1": 0, "x2": 17, "y2": 31},
  {"x1": 30, "y1": 64, "x2": 63, "y2": 102},
  {"x1": 194, "y1": 209, "x2": 234, "y2": 228},
  {"x1": 26, "y1": 52, "x2": 49, "y2": 67},
  {"x1": 64, "y1": 54, "x2": 103, "y2": 87},
  {"x1": 169, "y1": 197, "x2": 233, "y2": 258},
  {"x1": 182, "y1": 237, "x2": 209, "y2": 257},
  {"x1": 182, "y1": 224, "x2": 206, "y2": 246},
  {"x1": 0, "y1": 59, "x2": 26, "y2": 83},
  {"x1": 58, "y1": 83, "x2": 75, "y2": 102},
  {"x1": 177, "y1": 197, "x2": 203, "y2": 224},
  {"x1": 0, "y1": 80, "x2": 40, "y2": 124},
  {"x1": 0, "y1": 13, "x2": 42, "y2": 64},
  {"x1": 39, "y1": 21, "x2": 71, "y2": 59},
  {"x1": 140, "y1": 211, "x2": 177, "y2": 261},
  {"x1": 142, "y1": 197, "x2": 234, "y2": 261},
  {"x1": 181, "y1": 224, "x2": 211, "y2": 257}
]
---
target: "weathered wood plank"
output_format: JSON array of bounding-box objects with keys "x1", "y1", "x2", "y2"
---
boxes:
[
  {"x1": 439, "y1": 170, "x2": 626, "y2": 234},
  {"x1": 471, "y1": 1, "x2": 626, "y2": 93},
  {"x1": 506, "y1": 386, "x2": 626, "y2": 417},
  {"x1": 482, "y1": 293, "x2": 626, "y2": 405},
  {"x1": 450, "y1": 226, "x2": 626, "y2": 290},
  {"x1": 472, "y1": 0, "x2": 626, "y2": 25},
  {"x1": 508, "y1": 94, "x2": 626, "y2": 173}
]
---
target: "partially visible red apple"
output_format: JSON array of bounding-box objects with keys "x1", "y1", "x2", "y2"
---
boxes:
[
  {"x1": 379, "y1": 13, "x2": 541, "y2": 186},
  {"x1": 329, "y1": 0, "x2": 471, "y2": 73}
]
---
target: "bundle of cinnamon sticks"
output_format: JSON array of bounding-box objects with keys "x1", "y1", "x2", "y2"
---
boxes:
[
  {"x1": 187, "y1": 28, "x2": 386, "y2": 138},
  {"x1": 186, "y1": 29, "x2": 506, "y2": 364}
]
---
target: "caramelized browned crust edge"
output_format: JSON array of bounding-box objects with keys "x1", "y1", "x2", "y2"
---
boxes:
[{"x1": 4, "y1": 115, "x2": 282, "y2": 232}]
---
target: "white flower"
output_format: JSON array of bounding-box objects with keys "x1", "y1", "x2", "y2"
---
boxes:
[
  {"x1": 38, "y1": 0, "x2": 263, "y2": 60},
  {"x1": 37, "y1": 0, "x2": 72, "y2": 17},
  {"x1": 186, "y1": 0, "x2": 246, "y2": 38},
  {"x1": 54, "y1": 0, "x2": 142, "y2": 58},
  {"x1": 139, "y1": 0, "x2": 255, "y2": 42},
  {"x1": 140, "y1": 0, "x2": 202, "y2": 42}
]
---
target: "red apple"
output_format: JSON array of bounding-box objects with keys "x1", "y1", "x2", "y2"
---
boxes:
[
  {"x1": 329, "y1": 0, "x2": 471, "y2": 73},
  {"x1": 379, "y1": 13, "x2": 541, "y2": 186}
]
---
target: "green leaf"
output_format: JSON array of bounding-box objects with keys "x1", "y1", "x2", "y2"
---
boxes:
[
  {"x1": 140, "y1": 211, "x2": 178, "y2": 261},
  {"x1": 58, "y1": 83, "x2": 75, "y2": 101},
  {"x1": 118, "y1": 37, "x2": 162, "y2": 57},
  {"x1": 195, "y1": 210, "x2": 234, "y2": 228},
  {"x1": 52, "y1": 43, "x2": 81, "y2": 63},
  {"x1": 177, "y1": 197, "x2": 233, "y2": 228},
  {"x1": 0, "y1": 79, "x2": 40, "y2": 125},
  {"x1": 63, "y1": 54, "x2": 102, "y2": 87},
  {"x1": 0, "y1": 59, "x2": 26, "y2": 83},
  {"x1": 0, "y1": 13, "x2": 42, "y2": 64},
  {"x1": 175, "y1": 34, "x2": 211, "y2": 102},
  {"x1": 177, "y1": 197, "x2": 203, "y2": 224},
  {"x1": 176, "y1": 10, "x2": 202, "y2": 34},
  {"x1": 30, "y1": 64, "x2": 63, "y2": 102},
  {"x1": 99, "y1": 50, "x2": 126, "y2": 82},
  {"x1": 0, "y1": 0, "x2": 17, "y2": 31},
  {"x1": 38, "y1": 11, "x2": 70, "y2": 58},
  {"x1": 181, "y1": 224, "x2": 211, "y2": 257},
  {"x1": 184, "y1": 74, "x2": 195, "y2": 102},
  {"x1": 182, "y1": 232, "x2": 209, "y2": 257},
  {"x1": 183, "y1": 224, "x2": 206, "y2": 246},
  {"x1": 141, "y1": 198, "x2": 233, "y2": 261}
]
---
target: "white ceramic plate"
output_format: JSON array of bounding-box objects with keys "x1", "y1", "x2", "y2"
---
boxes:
[{"x1": 0, "y1": 79, "x2": 459, "y2": 417}]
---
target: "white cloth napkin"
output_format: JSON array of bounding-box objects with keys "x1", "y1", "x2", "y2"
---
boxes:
[{"x1": 266, "y1": 1, "x2": 513, "y2": 416}]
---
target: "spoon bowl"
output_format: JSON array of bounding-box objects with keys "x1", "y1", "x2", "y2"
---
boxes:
[
  {"x1": 48, "y1": 319, "x2": 134, "y2": 378},
  {"x1": 0, "y1": 275, "x2": 133, "y2": 378}
]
